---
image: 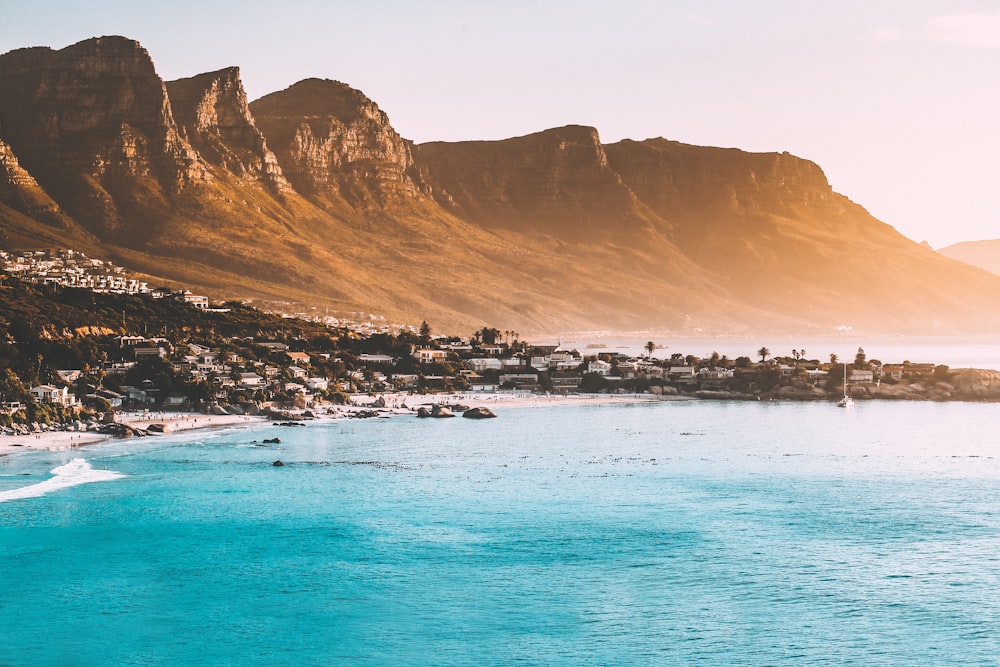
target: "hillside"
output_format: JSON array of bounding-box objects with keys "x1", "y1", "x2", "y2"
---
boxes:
[
  {"x1": 938, "y1": 240, "x2": 1000, "y2": 277},
  {"x1": 2, "y1": 35, "x2": 1000, "y2": 335}
]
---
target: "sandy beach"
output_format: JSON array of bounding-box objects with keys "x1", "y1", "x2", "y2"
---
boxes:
[
  {"x1": 0, "y1": 412, "x2": 262, "y2": 458},
  {"x1": 0, "y1": 392, "x2": 665, "y2": 458}
]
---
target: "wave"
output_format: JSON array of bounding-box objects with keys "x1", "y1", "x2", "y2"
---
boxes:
[{"x1": 0, "y1": 458, "x2": 125, "y2": 503}]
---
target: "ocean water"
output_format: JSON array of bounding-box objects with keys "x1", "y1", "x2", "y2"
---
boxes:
[{"x1": 2, "y1": 400, "x2": 1000, "y2": 665}]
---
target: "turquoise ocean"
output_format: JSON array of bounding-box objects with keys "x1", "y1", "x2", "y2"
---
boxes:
[{"x1": 2, "y1": 400, "x2": 1000, "y2": 665}]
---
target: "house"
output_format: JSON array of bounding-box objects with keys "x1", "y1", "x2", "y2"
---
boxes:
[
  {"x1": 287, "y1": 365, "x2": 308, "y2": 379},
  {"x1": 413, "y1": 348, "x2": 447, "y2": 364},
  {"x1": 849, "y1": 369, "x2": 875, "y2": 385},
  {"x1": 881, "y1": 364, "x2": 904, "y2": 380},
  {"x1": 499, "y1": 373, "x2": 539, "y2": 390},
  {"x1": 285, "y1": 351, "x2": 311, "y2": 366},
  {"x1": 551, "y1": 372, "x2": 582, "y2": 392},
  {"x1": 239, "y1": 373, "x2": 264, "y2": 388},
  {"x1": 530, "y1": 356, "x2": 551, "y2": 371},
  {"x1": 469, "y1": 358, "x2": 503, "y2": 372},
  {"x1": 132, "y1": 345, "x2": 166, "y2": 360},
  {"x1": 180, "y1": 291, "x2": 209, "y2": 309},
  {"x1": 698, "y1": 368, "x2": 734, "y2": 389},
  {"x1": 359, "y1": 353, "x2": 395, "y2": 365},
  {"x1": 55, "y1": 369, "x2": 83, "y2": 383},
  {"x1": 805, "y1": 369, "x2": 829, "y2": 385},
  {"x1": 305, "y1": 377, "x2": 329, "y2": 392},
  {"x1": 588, "y1": 360, "x2": 612, "y2": 376},
  {"x1": 668, "y1": 366, "x2": 697, "y2": 382},
  {"x1": 30, "y1": 385, "x2": 78, "y2": 407},
  {"x1": 392, "y1": 374, "x2": 419, "y2": 389},
  {"x1": 257, "y1": 341, "x2": 289, "y2": 353}
]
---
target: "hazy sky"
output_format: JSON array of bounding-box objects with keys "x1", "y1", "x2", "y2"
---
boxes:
[{"x1": 3, "y1": 1, "x2": 999, "y2": 247}]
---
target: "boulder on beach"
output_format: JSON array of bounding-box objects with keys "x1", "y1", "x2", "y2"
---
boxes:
[
  {"x1": 416, "y1": 407, "x2": 432, "y2": 418},
  {"x1": 462, "y1": 407, "x2": 497, "y2": 419},
  {"x1": 145, "y1": 423, "x2": 171, "y2": 434},
  {"x1": 431, "y1": 405, "x2": 455, "y2": 418}
]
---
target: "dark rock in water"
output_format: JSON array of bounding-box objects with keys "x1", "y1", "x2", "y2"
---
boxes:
[
  {"x1": 416, "y1": 407, "x2": 432, "y2": 418},
  {"x1": 274, "y1": 421, "x2": 304, "y2": 427},
  {"x1": 98, "y1": 422, "x2": 146, "y2": 437},
  {"x1": 263, "y1": 437, "x2": 281, "y2": 444},
  {"x1": 462, "y1": 407, "x2": 497, "y2": 419},
  {"x1": 272, "y1": 460, "x2": 285, "y2": 467}
]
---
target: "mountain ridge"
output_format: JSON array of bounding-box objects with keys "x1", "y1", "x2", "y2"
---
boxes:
[{"x1": 1, "y1": 35, "x2": 999, "y2": 336}]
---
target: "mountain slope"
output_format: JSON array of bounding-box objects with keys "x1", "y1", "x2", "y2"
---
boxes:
[{"x1": 939, "y1": 240, "x2": 1000, "y2": 277}]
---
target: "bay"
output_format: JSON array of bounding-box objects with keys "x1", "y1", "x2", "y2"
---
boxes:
[{"x1": 2, "y1": 400, "x2": 999, "y2": 665}]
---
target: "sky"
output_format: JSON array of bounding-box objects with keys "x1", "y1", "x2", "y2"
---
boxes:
[{"x1": 2, "y1": 0, "x2": 999, "y2": 248}]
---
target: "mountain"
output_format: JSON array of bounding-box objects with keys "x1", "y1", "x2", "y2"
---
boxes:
[
  {"x1": 2, "y1": 35, "x2": 1000, "y2": 335},
  {"x1": 938, "y1": 240, "x2": 1000, "y2": 277}
]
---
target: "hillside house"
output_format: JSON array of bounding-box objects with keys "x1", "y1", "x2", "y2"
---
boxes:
[
  {"x1": 285, "y1": 351, "x2": 311, "y2": 366},
  {"x1": 413, "y1": 348, "x2": 447, "y2": 364}
]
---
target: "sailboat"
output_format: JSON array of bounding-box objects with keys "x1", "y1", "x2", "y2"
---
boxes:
[{"x1": 837, "y1": 363, "x2": 854, "y2": 408}]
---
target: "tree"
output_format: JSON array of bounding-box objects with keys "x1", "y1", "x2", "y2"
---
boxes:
[
  {"x1": 830, "y1": 353, "x2": 839, "y2": 365},
  {"x1": 758, "y1": 347, "x2": 770, "y2": 363},
  {"x1": 419, "y1": 321, "x2": 431, "y2": 338},
  {"x1": 644, "y1": 341, "x2": 656, "y2": 358},
  {"x1": 854, "y1": 347, "x2": 867, "y2": 369}
]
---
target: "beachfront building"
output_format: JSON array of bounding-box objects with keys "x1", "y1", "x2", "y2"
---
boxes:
[
  {"x1": 588, "y1": 360, "x2": 612, "y2": 376},
  {"x1": 469, "y1": 358, "x2": 503, "y2": 372},
  {"x1": 29, "y1": 385, "x2": 78, "y2": 407}
]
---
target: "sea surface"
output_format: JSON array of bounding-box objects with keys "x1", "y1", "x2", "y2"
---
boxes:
[{"x1": 2, "y1": 400, "x2": 1000, "y2": 665}]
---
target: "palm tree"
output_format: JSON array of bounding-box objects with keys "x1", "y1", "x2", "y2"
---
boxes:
[
  {"x1": 644, "y1": 341, "x2": 656, "y2": 358},
  {"x1": 758, "y1": 347, "x2": 770, "y2": 363},
  {"x1": 829, "y1": 353, "x2": 838, "y2": 365}
]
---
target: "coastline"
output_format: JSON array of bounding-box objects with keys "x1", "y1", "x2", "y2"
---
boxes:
[
  {"x1": 8, "y1": 382, "x2": 997, "y2": 459},
  {"x1": 0, "y1": 393, "x2": 665, "y2": 458}
]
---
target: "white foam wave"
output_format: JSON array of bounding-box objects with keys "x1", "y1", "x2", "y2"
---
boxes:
[{"x1": 0, "y1": 458, "x2": 125, "y2": 502}]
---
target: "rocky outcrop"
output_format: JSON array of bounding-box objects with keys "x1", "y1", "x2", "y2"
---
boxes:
[
  {"x1": 250, "y1": 78, "x2": 430, "y2": 210},
  {"x1": 0, "y1": 37, "x2": 208, "y2": 237},
  {"x1": 416, "y1": 125, "x2": 663, "y2": 237},
  {"x1": 166, "y1": 68, "x2": 291, "y2": 192},
  {"x1": 950, "y1": 369, "x2": 1000, "y2": 398},
  {"x1": 462, "y1": 407, "x2": 497, "y2": 419}
]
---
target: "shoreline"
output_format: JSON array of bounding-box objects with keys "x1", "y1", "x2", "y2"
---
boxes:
[
  {"x1": 0, "y1": 393, "x2": 662, "y2": 458},
  {"x1": 5, "y1": 386, "x2": 999, "y2": 458}
]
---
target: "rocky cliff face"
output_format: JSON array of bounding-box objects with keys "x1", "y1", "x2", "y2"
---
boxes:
[
  {"x1": 0, "y1": 36, "x2": 207, "y2": 237},
  {"x1": 0, "y1": 137, "x2": 73, "y2": 229},
  {"x1": 417, "y1": 125, "x2": 663, "y2": 237},
  {"x1": 605, "y1": 138, "x2": 836, "y2": 220},
  {"x1": 250, "y1": 78, "x2": 429, "y2": 211},
  {"x1": 166, "y1": 68, "x2": 290, "y2": 193}
]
